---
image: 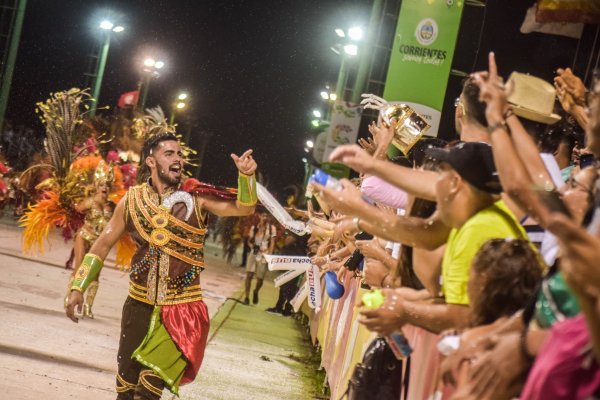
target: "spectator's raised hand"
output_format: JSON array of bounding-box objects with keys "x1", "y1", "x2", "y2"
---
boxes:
[
  {"x1": 310, "y1": 179, "x2": 367, "y2": 216},
  {"x1": 471, "y1": 52, "x2": 509, "y2": 126},
  {"x1": 358, "y1": 137, "x2": 377, "y2": 156},
  {"x1": 368, "y1": 120, "x2": 395, "y2": 149},
  {"x1": 356, "y1": 238, "x2": 387, "y2": 261},
  {"x1": 555, "y1": 67, "x2": 586, "y2": 106},
  {"x1": 555, "y1": 82, "x2": 579, "y2": 114},
  {"x1": 328, "y1": 144, "x2": 377, "y2": 174},
  {"x1": 332, "y1": 217, "x2": 359, "y2": 244}
]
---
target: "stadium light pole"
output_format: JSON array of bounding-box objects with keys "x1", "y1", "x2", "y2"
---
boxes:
[{"x1": 90, "y1": 20, "x2": 125, "y2": 116}]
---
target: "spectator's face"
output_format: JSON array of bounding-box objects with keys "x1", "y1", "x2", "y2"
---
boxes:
[
  {"x1": 562, "y1": 167, "x2": 596, "y2": 222},
  {"x1": 435, "y1": 163, "x2": 459, "y2": 225}
]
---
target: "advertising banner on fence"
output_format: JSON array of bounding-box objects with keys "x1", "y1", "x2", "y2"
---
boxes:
[
  {"x1": 383, "y1": 0, "x2": 464, "y2": 136},
  {"x1": 322, "y1": 101, "x2": 362, "y2": 162},
  {"x1": 264, "y1": 255, "x2": 312, "y2": 271},
  {"x1": 307, "y1": 264, "x2": 322, "y2": 309}
]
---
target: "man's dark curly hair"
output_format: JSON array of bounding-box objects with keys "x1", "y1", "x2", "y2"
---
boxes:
[
  {"x1": 461, "y1": 77, "x2": 488, "y2": 128},
  {"x1": 470, "y1": 239, "x2": 543, "y2": 326}
]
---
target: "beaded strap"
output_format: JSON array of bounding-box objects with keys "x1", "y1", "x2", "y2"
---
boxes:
[{"x1": 130, "y1": 246, "x2": 201, "y2": 294}]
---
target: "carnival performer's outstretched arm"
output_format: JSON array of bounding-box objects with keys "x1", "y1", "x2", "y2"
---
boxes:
[
  {"x1": 65, "y1": 197, "x2": 127, "y2": 323},
  {"x1": 200, "y1": 149, "x2": 258, "y2": 217}
]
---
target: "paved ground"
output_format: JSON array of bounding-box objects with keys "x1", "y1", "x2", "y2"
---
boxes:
[{"x1": 0, "y1": 219, "x2": 320, "y2": 400}]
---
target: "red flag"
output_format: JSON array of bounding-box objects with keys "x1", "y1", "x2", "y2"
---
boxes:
[{"x1": 118, "y1": 90, "x2": 139, "y2": 108}]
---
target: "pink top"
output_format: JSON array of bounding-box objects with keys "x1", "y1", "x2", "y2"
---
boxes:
[
  {"x1": 361, "y1": 175, "x2": 408, "y2": 209},
  {"x1": 520, "y1": 314, "x2": 600, "y2": 400}
]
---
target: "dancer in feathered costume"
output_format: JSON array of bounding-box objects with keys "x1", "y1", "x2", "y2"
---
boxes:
[
  {"x1": 63, "y1": 160, "x2": 115, "y2": 318},
  {"x1": 20, "y1": 89, "x2": 96, "y2": 251},
  {"x1": 65, "y1": 106, "x2": 258, "y2": 398},
  {"x1": 19, "y1": 89, "x2": 134, "y2": 289}
]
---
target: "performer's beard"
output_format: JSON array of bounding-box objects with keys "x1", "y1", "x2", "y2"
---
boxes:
[{"x1": 157, "y1": 162, "x2": 182, "y2": 187}]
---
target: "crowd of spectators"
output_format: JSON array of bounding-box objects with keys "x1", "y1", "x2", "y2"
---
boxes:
[{"x1": 297, "y1": 52, "x2": 600, "y2": 399}]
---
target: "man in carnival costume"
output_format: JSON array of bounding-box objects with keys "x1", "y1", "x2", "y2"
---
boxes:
[{"x1": 65, "y1": 116, "x2": 258, "y2": 398}]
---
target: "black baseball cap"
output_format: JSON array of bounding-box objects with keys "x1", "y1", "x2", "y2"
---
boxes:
[{"x1": 425, "y1": 141, "x2": 502, "y2": 194}]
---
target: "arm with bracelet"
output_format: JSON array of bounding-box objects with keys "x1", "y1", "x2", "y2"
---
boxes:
[
  {"x1": 198, "y1": 150, "x2": 258, "y2": 216},
  {"x1": 66, "y1": 197, "x2": 128, "y2": 322}
]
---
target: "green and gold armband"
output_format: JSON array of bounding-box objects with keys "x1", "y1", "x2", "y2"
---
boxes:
[
  {"x1": 237, "y1": 172, "x2": 257, "y2": 206},
  {"x1": 71, "y1": 253, "x2": 104, "y2": 292}
]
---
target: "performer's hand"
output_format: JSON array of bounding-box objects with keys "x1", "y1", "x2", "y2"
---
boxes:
[
  {"x1": 231, "y1": 149, "x2": 257, "y2": 176},
  {"x1": 65, "y1": 290, "x2": 84, "y2": 323}
]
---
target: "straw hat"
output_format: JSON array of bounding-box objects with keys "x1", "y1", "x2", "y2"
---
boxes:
[{"x1": 506, "y1": 72, "x2": 561, "y2": 124}]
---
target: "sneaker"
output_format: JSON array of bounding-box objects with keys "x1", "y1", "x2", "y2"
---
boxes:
[
  {"x1": 282, "y1": 309, "x2": 292, "y2": 317},
  {"x1": 265, "y1": 307, "x2": 282, "y2": 315},
  {"x1": 243, "y1": 297, "x2": 250, "y2": 305},
  {"x1": 253, "y1": 290, "x2": 259, "y2": 304}
]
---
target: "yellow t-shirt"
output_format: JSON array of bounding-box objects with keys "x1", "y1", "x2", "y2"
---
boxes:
[{"x1": 441, "y1": 200, "x2": 528, "y2": 305}]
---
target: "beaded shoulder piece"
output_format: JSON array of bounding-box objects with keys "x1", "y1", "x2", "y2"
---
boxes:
[{"x1": 127, "y1": 183, "x2": 206, "y2": 267}]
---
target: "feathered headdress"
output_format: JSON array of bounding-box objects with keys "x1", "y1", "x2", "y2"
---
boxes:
[
  {"x1": 20, "y1": 89, "x2": 115, "y2": 252},
  {"x1": 94, "y1": 160, "x2": 114, "y2": 186},
  {"x1": 36, "y1": 88, "x2": 91, "y2": 182}
]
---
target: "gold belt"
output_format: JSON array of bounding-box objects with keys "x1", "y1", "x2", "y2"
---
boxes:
[{"x1": 128, "y1": 280, "x2": 203, "y2": 306}]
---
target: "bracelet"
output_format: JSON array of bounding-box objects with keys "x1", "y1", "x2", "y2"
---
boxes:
[
  {"x1": 353, "y1": 217, "x2": 361, "y2": 231},
  {"x1": 237, "y1": 172, "x2": 258, "y2": 206},
  {"x1": 519, "y1": 329, "x2": 535, "y2": 364},
  {"x1": 488, "y1": 120, "x2": 508, "y2": 134},
  {"x1": 71, "y1": 253, "x2": 104, "y2": 292}
]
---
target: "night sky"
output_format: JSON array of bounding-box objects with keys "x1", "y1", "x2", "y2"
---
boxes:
[
  {"x1": 6, "y1": 0, "x2": 584, "y2": 197},
  {"x1": 6, "y1": 0, "x2": 370, "y2": 195}
]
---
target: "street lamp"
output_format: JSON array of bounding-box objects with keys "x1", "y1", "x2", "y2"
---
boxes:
[
  {"x1": 332, "y1": 26, "x2": 362, "y2": 101},
  {"x1": 306, "y1": 140, "x2": 314, "y2": 148},
  {"x1": 90, "y1": 19, "x2": 125, "y2": 116},
  {"x1": 312, "y1": 110, "x2": 322, "y2": 118},
  {"x1": 169, "y1": 92, "x2": 188, "y2": 125},
  {"x1": 138, "y1": 57, "x2": 165, "y2": 110},
  {"x1": 348, "y1": 26, "x2": 364, "y2": 41},
  {"x1": 343, "y1": 44, "x2": 358, "y2": 56}
]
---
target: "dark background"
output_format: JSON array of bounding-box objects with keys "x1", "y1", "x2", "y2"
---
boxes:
[{"x1": 4, "y1": 0, "x2": 585, "y2": 197}]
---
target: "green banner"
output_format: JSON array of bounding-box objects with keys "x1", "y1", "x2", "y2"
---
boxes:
[{"x1": 383, "y1": 0, "x2": 464, "y2": 136}]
